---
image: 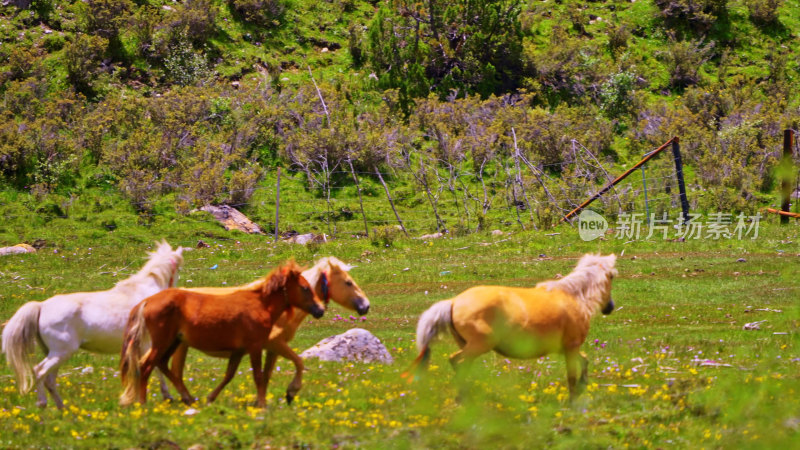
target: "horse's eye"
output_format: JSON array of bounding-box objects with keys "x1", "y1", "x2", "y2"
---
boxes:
[
  {"x1": 345, "y1": 280, "x2": 353, "y2": 287},
  {"x1": 303, "y1": 286, "x2": 310, "y2": 292}
]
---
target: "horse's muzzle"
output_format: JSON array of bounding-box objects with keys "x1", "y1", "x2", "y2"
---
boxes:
[
  {"x1": 309, "y1": 304, "x2": 325, "y2": 319},
  {"x1": 355, "y1": 298, "x2": 370, "y2": 316},
  {"x1": 602, "y1": 298, "x2": 615, "y2": 315}
]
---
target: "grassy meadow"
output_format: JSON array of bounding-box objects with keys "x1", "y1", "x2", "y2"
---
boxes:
[{"x1": 0, "y1": 213, "x2": 799, "y2": 448}]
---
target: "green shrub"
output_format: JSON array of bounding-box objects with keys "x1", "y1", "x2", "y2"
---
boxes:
[
  {"x1": 163, "y1": 33, "x2": 209, "y2": 86},
  {"x1": 86, "y1": 0, "x2": 132, "y2": 38},
  {"x1": 30, "y1": 0, "x2": 54, "y2": 22},
  {"x1": 371, "y1": 225, "x2": 400, "y2": 247},
  {"x1": 131, "y1": 6, "x2": 161, "y2": 59},
  {"x1": 661, "y1": 39, "x2": 714, "y2": 89},
  {"x1": 5, "y1": 46, "x2": 37, "y2": 81},
  {"x1": 64, "y1": 33, "x2": 108, "y2": 94},
  {"x1": 746, "y1": 0, "x2": 783, "y2": 26},
  {"x1": 655, "y1": 0, "x2": 728, "y2": 34},
  {"x1": 43, "y1": 33, "x2": 66, "y2": 52},
  {"x1": 606, "y1": 23, "x2": 631, "y2": 54},
  {"x1": 169, "y1": 0, "x2": 217, "y2": 44},
  {"x1": 228, "y1": 0, "x2": 284, "y2": 27},
  {"x1": 599, "y1": 71, "x2": 637, "y2": 118},
  {"x1": 348, "y1": 23, "x2": 364, "y2": 67},
  {"x1": 228, "y1": 164, "x2": 262, "y2": 206}
]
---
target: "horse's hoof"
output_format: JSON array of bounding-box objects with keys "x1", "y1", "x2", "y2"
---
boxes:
[{"x1": 286, "y1": 393, "x2": 294, "y2": 405}]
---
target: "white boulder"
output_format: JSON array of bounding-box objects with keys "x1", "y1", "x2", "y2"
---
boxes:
[{"x1": 300, "y1": 328, "x2": 393, "y2": 364}]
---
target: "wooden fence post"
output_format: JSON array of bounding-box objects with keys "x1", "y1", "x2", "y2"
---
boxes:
[
  {"x1": 274, "y1": 167, "x2": 281, "y2": 242},
  {"x1": 374, "y1": 166, "x2": 409, "y2": 238},
  {"x1": 641, "y1": 165, "x2": 650, "y2": 224},
  {"x1": 347, "y1": 158, "x2": 369, "y2": 237},
  {"x1": 670, "y1": 138, "x2": 691, "y2": 224},
  {"x1": 781, "y1": 129, "x2": 794, "y2": 225}
]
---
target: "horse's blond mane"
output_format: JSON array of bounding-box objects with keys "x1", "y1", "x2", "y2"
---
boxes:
[
  {"x1": 114, "y1": 241, "x2": 181, "y2": 290},
  {"x1": 537, "y1": 254, "x2": 617, "y2": 318},
  {"x1": 302, "y1": 256, "x2": 353, "y2": 288}
]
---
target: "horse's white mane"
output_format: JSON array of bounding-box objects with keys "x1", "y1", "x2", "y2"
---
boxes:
[
  {"x1": 537, "y1": 253, "x2": 617, "y2": 317},
  {"x1": 114, "y1": 241, "x2": 181, "y2": 290},
  {"x1": 303, "y1": 256, "x2": 353, "y2": 288}
]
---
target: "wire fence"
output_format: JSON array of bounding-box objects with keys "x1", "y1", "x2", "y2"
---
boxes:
[{"x1": 1, "y1": 138, "x2": 703, "y2": 244}]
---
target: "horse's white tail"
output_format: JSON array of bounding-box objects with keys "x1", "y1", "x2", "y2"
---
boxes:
[
  {"x1": 2, "y1": 302, "x2": 42, "y2": 393},
  {"x1": 402, "y1": 300, "x2": 452, "y2": 380},
  {"x1": 415, "y1": 300, "x2": 453, "y2": 353},
  {"x1": 119, "y1": 302, "x2": 148, "y2": 406}
]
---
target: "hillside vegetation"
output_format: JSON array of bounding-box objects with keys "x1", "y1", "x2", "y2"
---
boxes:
[{"x1": 1, "y1": 0, "x2": 799, "y2": 235}]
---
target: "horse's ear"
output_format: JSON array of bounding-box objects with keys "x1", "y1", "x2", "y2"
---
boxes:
[{"x1": 607, "y1": 254, "x2": 617, "y2": 266}]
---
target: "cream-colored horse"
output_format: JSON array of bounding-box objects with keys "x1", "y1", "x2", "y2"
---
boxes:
[
  {"x1": 2, "y1": 241, "x2": 184, "y2": 408},
  {"x1": 407, "y1": 254, "x2": 617, "y2": 400},
  {"x1": 172, "y1": 256, "x2": 369, "y2": 404}
]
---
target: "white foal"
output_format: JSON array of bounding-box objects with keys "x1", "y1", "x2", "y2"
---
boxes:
[{"x1": 2, "y1": 240, "x2": 184, "y2": 408}]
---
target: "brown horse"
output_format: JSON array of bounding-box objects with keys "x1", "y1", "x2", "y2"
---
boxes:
[
  {"x1": 173, "y1": 256, "x2": 370, "y2": 404},
  {"x1": 119, "y1": 261, "x2": 325, "y2": 407}
]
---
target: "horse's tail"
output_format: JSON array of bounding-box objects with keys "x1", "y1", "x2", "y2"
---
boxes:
[
  {"x1": 119, "y1": 301, "x2": 148, "y2": 406},
  {"x1": 1, "y1": 301, "x2": 42, "y2": 394},
  {"x1": 402, "y1": 300, "x2": 452, "y2": 381}
]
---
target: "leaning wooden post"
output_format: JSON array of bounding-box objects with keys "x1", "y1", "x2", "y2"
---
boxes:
[
  {"x1": 671, "y1": 138, "x2": 691, "y2": 224},
  {"x1": 562, "y1": 137, "x2": 676, "y2": 222},
  {"x1": 374, "y1": 166, "x2": 409, "y2": 238},
  {"x1": 274, "y1": 166, "x2": 281, "y2": 242},
  {"x1": 780, "y1": 129, "x2": 794, "y2": 225}
]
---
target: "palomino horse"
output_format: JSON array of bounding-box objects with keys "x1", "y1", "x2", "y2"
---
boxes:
[
  {"x1": 406, "y1": 254, "x2": 617, "y2": 400},
  {"x1": 174, "y1": 256, "x2": 370, "y2": 404},
  {"x1": 119, "y1": 261, "x2": 326, "y2": 407},
  {"x1": 2, "y1": 241, "x2": 184, "y2": 408}
]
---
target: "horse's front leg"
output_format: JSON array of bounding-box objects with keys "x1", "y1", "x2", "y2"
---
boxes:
[
  {"x1": 266, "y1": 340, "x2": 305, "y2": 405},
  {"x1": 579, "y1": 351, "x2": 589, "y2": 386},
  {"x1": 206, "y1": 352, "x2": 244, "y2": 404},
  {"x1": 565, "y1": 349, "x2": 585, "y2": 402},
  {"x1": 262, "y1": 350, "x2": 279, "y2": 395},
  {"x1": 249, "y1": 349, "x2": 267, "y2": 408}
]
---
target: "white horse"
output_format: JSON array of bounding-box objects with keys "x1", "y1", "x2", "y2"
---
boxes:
[{"x1": 2, "y1": 240, "x2": 185, "y2": 408}]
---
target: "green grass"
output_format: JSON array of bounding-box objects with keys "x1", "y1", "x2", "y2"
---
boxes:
[{"x1": 1, "y1": 217, "x2": 799, "y2": 447}]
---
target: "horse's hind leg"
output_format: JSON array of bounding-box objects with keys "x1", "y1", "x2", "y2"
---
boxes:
[
  {"x1": 169, "y1": 343, "x2": 190, "y2": 382},
  {"x1": 33, "y1": 352, "x2": 71, "y2": 409},
  {"x1": 448, "y1": 340, "x2": 492, "y2": 371},
  {"x1": 155, "y1": 370, "x2": 173, "y2": 401},
  {"x1": 206, "y1": 352, "x2": 244, "y2": 404},
  {"x1": 155, "y1": 341, "x2": 195, "y2": 405},
  {"x1": 43, "y1": 371, "x2": 63, "y2": 409},
  {"x1": 153, "y1": 342, "x2": 189, "y2": 402},
  {"x1": 34, "y1": 332, "x2": 78, "y2": 409}
]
